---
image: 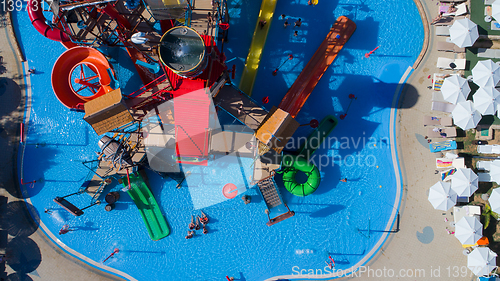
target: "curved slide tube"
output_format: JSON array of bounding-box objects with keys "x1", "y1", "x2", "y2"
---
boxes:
[
  {"x1": 281, "y1": 156, "x2": 321, "y2": 197},
  {"x1": 298, "y1": 115, "x2": 338, "y2": 159},
  {"x1": 51, "y1": 47, "x2": 114, "y2": 108},
  {"x1": 28, "y1": 0, "x2": 71, "y2": 42},
  {"x1": 122, "y1": 172, "x2": 170, "y2": 241},
  {"x1": 238, "y1": 0, "x2": 277, "y2": 96}
]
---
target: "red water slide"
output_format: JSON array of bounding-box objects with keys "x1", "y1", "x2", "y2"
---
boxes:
[
  {"x1": 51, "y1": 47, "x2": 114, "y2": 108},
  {"x1": 27, "y1": 0, "x2": 71, "y2": 42},
  {"x1": 278, "y1": 16, "x2": 357, "y2": 118}
]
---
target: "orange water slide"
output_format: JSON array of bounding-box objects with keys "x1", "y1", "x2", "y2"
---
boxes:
[
  {"x1": 51, "y1": 47, "x2": 114, "y2": 108},
  {"x1": 278, "y1": 16, "x2": 356, "y2": 118}
]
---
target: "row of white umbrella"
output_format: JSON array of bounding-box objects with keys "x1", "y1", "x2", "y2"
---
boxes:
[
  {"x1": 427, "y1": 169, "x2": 498, "y2": 276},
  {"x1": 430, "y1": 15, "x2": 498, "y2": 277},
  {"x1": 438, "y1": 59, "x2": 500, "y2": 130},
  {"x1": 428, "y1": 168, "x2": 478, "y2": 212}
]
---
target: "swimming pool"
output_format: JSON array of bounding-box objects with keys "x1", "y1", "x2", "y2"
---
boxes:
[{"x1": 14, "y1": 0, "x2": 423, "y2": 279}]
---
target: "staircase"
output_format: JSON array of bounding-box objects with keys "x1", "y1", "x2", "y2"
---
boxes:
[{"x1": 257, "y1": 177, "x2": 282, "y2": 209}]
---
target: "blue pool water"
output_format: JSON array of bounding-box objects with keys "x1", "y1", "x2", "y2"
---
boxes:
[{"x1": 14, "y1": 0, "x2": 423, "y2": 279}]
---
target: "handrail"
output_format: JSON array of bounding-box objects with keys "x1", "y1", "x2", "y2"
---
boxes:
[
  {"x1": 175, "y1": 125, "x2": 206, "y2": 156},
  {"x1": 126, "y1": 74, "x2": 167, "y2": 98}
]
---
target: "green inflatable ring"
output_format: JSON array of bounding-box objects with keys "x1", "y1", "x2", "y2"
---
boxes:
[{"x1": 281, "y1": 156, "x2": 321, "y2": 197}]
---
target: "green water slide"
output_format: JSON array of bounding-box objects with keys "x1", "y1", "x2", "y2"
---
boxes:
[
  {"x1": 298, "y1": 115, "x2": 338, "y2": 159},
  {"x1": 279, "y1": 115, "x2": 337, "y2": 197},
  {"x1": 122, "y1": 172, "x2": 170, "y2": 241}
]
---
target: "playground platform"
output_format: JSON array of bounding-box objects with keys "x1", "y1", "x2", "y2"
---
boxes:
[{"x1": 213, "y1": 84, "x2": 268, "y2": 130}]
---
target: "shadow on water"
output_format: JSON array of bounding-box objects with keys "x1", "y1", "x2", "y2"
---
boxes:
[
  {"x1": 309, "y1": 204, "x2": 345, "y2": 218},
  {"x1": 74, "y1": 221, "x2": 100, "y2": 232},
  {"x1": 0, "y1": 201, "x2": 39, "y2": 237},
  {"x1": 21, "y1": 146, "x2": 59, "y2": 198}
]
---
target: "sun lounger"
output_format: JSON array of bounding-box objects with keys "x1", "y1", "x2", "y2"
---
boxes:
[
  {"x1": 436, "y1": 41, "x2": 465, "y2": 53},
  {"x1": 477, "y1": 48, "x2": 500, "y2": 59},
  {"x1": 436, "y1": 157, "x2": 465, "y2": 169},
  {"x1": 435, "y1": 26, "x2": 451, "y2": 36},
  {"x1": 432, "y1": 91, "x2": 446, "y2": 102},
  {"x1": 477, "y1": 144, "x2": 500, "y2": 154},
  {"x1": 441, "y1": 168, "x2": 457, "y2": 181},
  {"x1": 492, "y1": 21, "x2": 500, "y2": 31},
  {"x1": 432, "y1": 101, "x2": 456, "y2": 113},
  {"x1": 476, "y1": 160, "x2": 491, "y2": 170},
  {"x1": 429, "y1": 140, "x2": 457, "y2": 152},
  {"x1": 427, "y1": 127, "x2": 457, "y2": 138},
  {"x1": 432, "y1": 16, "x2": 455, "y2": 26},
  {"x1": 437, "y1": 57, "x2": 467, "y2": 70},
  {"x1": 433, "y1": 73, "x2": 446, "y2": 91},
  {"x1": 423, "y1": 116, "x2": 453, "y2": 126},
  {"x1": 478, "y1": 172, "x2": 493, "y2": 182},
  {"x1": 443, "y1": 3, "x2": 467, "y2": 16}
]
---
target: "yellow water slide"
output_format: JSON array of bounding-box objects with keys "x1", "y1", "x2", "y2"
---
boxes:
[{"x1": 238, "y1": 0, "x2": 278, "y2": 96}]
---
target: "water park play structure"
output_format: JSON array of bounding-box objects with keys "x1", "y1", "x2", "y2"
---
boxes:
[
  {"x1": 28, "y1": 0, "x2": 355, "y2": 240},
  {"x1": 51, "y1": 46, "x2": 118, "y2": 108},
  {"x1": 121, "y1": 171, "x2": 170, "y2": 241},
  {"x1": 238, "y1": 0, "x2": 277, "y2": 96}
]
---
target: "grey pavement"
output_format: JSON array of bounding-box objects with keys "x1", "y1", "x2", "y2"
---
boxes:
[{"x1": 0, "y1": 10, "x2": 121, "y2": 281}]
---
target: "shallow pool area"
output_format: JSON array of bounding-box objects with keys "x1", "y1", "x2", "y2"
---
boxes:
[{"x1": 14, "y1": 0, "x2": 423, "y2": 279}]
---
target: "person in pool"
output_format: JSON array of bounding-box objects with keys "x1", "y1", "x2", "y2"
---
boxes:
[
  {"x1": 185, "y1": 231, "x2": 194, "y2": 239},
  {"x1": 195, "y1": 217, "x2": 201, "y2": 231},
  {"x1": 188, "y1": 215, "x2": 195, "y2": 230},
  {"x1": 200, "y1": 211, "x2": 209, "y2": 225},
  {"x1": 203, "y1": 225, "x2": 208, "y2": 234}
]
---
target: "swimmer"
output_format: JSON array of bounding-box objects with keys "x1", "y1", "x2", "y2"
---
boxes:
[
  {"x1": 185, "y1": 231, "x2": 194, "y2": 239},
  {"x1": 195, "y1": 216, "x2": 201, "y2": 231},
  {"x1": 340, "y1": 178, "x2": 347, "y2": 182},
  {"x1": 203, "y1": 225, "x2": 208, "y2": 234},
  {"x1": 188, "y1": 215, "x2": 195, "y2": 230},
  {"x1": 59, "y1": 224, "x2": 73, "y2": 235},
  {"x1": 200, "y1": 211, "x2": 209, "y2": 225}
]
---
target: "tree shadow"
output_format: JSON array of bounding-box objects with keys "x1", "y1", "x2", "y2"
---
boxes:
[
  {"x1": 6, "y1": 272, "x2": 34, "y2": 281},
  {"x1": 0, "y1": 201, "x2": 39, "y2": 237},
  {"x1": 6, "y1": 237, "x2": 41, "y2": 274},
  {"x1": 0, "y1": 56, "x2": 6, "y2": 75},
  {"x1": 0, "y1": 78, "x2": 22, "y2": 119}
]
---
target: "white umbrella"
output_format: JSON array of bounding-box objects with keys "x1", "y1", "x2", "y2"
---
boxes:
[
  {"x1": 473, "y1": 87, "x2": 500, "y2": 115},
  {"x1": 449, "y1": 18, "x2": 479, "y2": 48},
  {"x1": 467, "y1": 247, "x2": 497, "y2": 276},
  {"x1": 441, "y1": 75, "x2": 471, "y2": 104},
  {"x1": 454, "y1": 216, "x2": 482, "y2": 245},
  {"x1": 492, "y1": 0, "x2": 500, "y2": 22},
  {"x1": 472, "y1": 59, "x2": 500, "y2": 88},
  {"x1": 428, "y1": 181, "x2": 457, "y2": 211},
  {"x1": 489, "y1": 188, "x2": 500, "y2": 214},
  {"x1": 451, "y1": 168, "x2": 479, "y2": 197},
  {"x1": 451, "y1": 101, "x2": 482, "y2": 130},
  {"x1": 487, "y1": 160, "x2": 500, "y2": 185}
]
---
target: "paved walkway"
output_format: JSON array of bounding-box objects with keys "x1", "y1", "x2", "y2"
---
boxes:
[
  {"x1": 355, "y1": 0, "x2": 477, "y2": 280},
  {"x1": 0, "y1": 10, "x2": 122, "y2": 281},
  {"x1": 0, "y1": 0, "x2": 482, "y2": 280}
]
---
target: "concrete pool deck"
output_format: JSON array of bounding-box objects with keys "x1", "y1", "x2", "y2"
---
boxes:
[{"x1": 0, "y1": 0, "x2": 479, "y2": 280}]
